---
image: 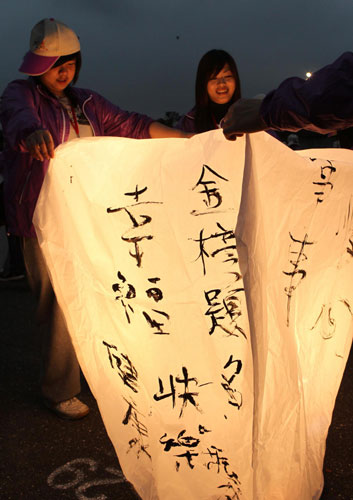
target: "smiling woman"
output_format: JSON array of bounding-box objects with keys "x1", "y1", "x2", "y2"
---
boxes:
[
  {"x1": 206, "y1": 64, "x2": 236, "y2": 105},
  {"x1": 0, "y1": 17, "x2": 189, "y2": 423},
  {"x1": 177, "y1": 49, "x2": 241, "y2": 133}
]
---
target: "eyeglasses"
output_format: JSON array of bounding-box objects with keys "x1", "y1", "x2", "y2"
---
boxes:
[{"x1": 208, "y1": 75, "x2": 234, "y2": 86}]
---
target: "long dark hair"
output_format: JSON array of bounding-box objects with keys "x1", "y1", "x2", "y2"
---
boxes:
[{"x1": 194, "y1": 49, "x2": 241, "y2": 133}]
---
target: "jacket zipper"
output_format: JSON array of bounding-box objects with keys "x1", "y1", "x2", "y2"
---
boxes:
[
  {"x1": 82, "y1": 96, "x2": 95, "y2": 136},
  {"x1": 60, "y1": 106, "x2": 67, "y2": 143}
]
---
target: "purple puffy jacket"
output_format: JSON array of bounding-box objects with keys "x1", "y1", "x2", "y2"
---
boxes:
[
  {"x1": 0, "y1": 78, "x2": 154, "y2": 237},
  {"x1": 261, "y1": 52, "x2": 353, "y2": 134}
]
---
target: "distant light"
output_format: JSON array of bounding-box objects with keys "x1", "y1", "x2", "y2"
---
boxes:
[{"x1": 306, "y1": 72, "x2": 312, "y2": 79}]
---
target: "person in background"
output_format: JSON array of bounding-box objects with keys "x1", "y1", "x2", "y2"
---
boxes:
[
  {"x1": 178, "y1": 49, "x2": 241, "y2": 133},
  {"x1": 222, "y1": 51, "x2": 353, "y2": 146},
  {"x1": 0, "y1": 18, "x2": 189, "y2": 420}
]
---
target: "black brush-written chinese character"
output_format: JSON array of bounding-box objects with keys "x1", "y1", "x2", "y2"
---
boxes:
[
  {"x1": 112, "y1": 272, "x2": 170, "y2": 334},
  {"x1": 204, "y1": 446, "x2": 230, "y2": 474},
  {"x1": 217, "y1": 473, "x2": 242, "y2": 500},
  {"x1": 142, "y1": 277, "x2": 170, "y2": 334},
  {"x1": 160, "y1": 430, "x2": 200, "y2": 452},
  {"x1": 283, "y1": 232, "x2": 315, "y2": 326},
  {"x1": 221, "y1": 355, "x2": 243, "y2": 410},
  {"x1": 160, "y1": 427, "x2": 216, "y2": 471},
  {"x1": 123, "y1": 397, "x2": 151, "y2": 459},
  {"x1": 108, "y1": 205, "x2": 153, "y2": 267},
  {"x1": 142, "y1": 309, "x2": 170, "y2": 335},
  {"x1": 310, "y1": 304, "x2": 336, "y2": 340},
  {"x1": 159, "y1": 429, "x2": 242, "y2": 498},
  {"x1": 153, "y1": 366, "x2": 211, "y2": 417},
  {"x1": 205, "y1": 446, "x2": 242, "y2": 500},
  {"x1": 192, "y1": 223, "x2": 237, "y2": 275},
  {"x1": 311, "y1": 159, "x2": 336, "y2": 204},
  {"x1": 311, "y1": 299, "x2": 353, "y2": 340},
  {"x1": 154, "y1": 374, "x2": 176, "y2": 406},
  {"x1": 107, "y1": 185, "x2": 162, "y2": 267},
  {"x1": 102, "y1": 341, "x2": 138, "y2": 393},
  {"x1": 205, "y1": 289, "x2": 226, "y2": 335},
  {"x1": 175, "y1": 450, "x2": 199, "y2": 469},
  {"x1": 112, "y1": 271, "x2": 136, "y2": 323},
  {"x1": 204, "y1": 287, "x2": 246, "y2": 338},
  {"x1": 146, "y1": 276, "x2": 163, "y2": 301},
  {"x1": 191, "y1": 164, "x2": 229, "y2": 215}
]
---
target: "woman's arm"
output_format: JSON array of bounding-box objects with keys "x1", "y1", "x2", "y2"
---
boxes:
[
  {"x1": 25, "y1": 129, "x2": 55, "y2": 161},
  {"x1": 0, "y1": 80, "x2": 44, "y2": 151},
  {"x1": 149, "y1": 121, "x2": 192, "y2": 138},
  {"x1": 91, "y1": 91, "x2": 193, "y2": 139},
  {"x1": 1, "y1": 81, "x2": 55, "y2": 160},
  {"x1": 261, "y1": 52, "x2": 353, "y2": 133},
  {"x1": 223, "y1": 52, "x2": 353, "y2": 140}
]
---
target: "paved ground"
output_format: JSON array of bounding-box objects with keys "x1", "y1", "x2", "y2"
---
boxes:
[{"x1": 0, "y1": 277, "x2": 352, "y2": 500}]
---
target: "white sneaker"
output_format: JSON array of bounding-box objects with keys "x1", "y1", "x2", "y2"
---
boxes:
[{"x1": 44, "y1": 397, "x2": 90, "y2": 420}]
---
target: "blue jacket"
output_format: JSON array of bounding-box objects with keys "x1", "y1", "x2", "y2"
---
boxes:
[
  {"x1": 261, "y1": 52, "x2": 353, "y2": 134},
  {"x1": 0, "y1": 78, "x2": 154, "y2": 237}
]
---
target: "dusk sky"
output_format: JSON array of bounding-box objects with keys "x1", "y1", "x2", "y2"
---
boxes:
[{"x1": 2, "y1": 0, "x2": 353, "y2": 119}]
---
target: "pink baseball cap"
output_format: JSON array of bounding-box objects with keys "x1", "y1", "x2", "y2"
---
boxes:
[{"x1": 19, "y1": 18, "x2": 80, "y2": 76}]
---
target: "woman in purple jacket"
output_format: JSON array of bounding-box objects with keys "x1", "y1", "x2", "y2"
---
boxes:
[
  {"x1": 0, "y1": 18, "x2": 188, "y2": 420},
  {"x1": 178, "y1": 49, "x2": 241, "y2": 133}
]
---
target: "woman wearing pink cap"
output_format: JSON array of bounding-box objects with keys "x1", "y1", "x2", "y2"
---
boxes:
[{"x1": 0, "y1": 18, "x2": 189, "y2": 420}]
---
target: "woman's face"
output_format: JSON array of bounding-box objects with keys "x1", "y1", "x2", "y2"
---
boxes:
[
  {"x1": 39, "y1": 59, "x2": 76, "y2": 96},
  {"x1": 206, "y1": 63, "x2": 236, "y2": 105}
]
